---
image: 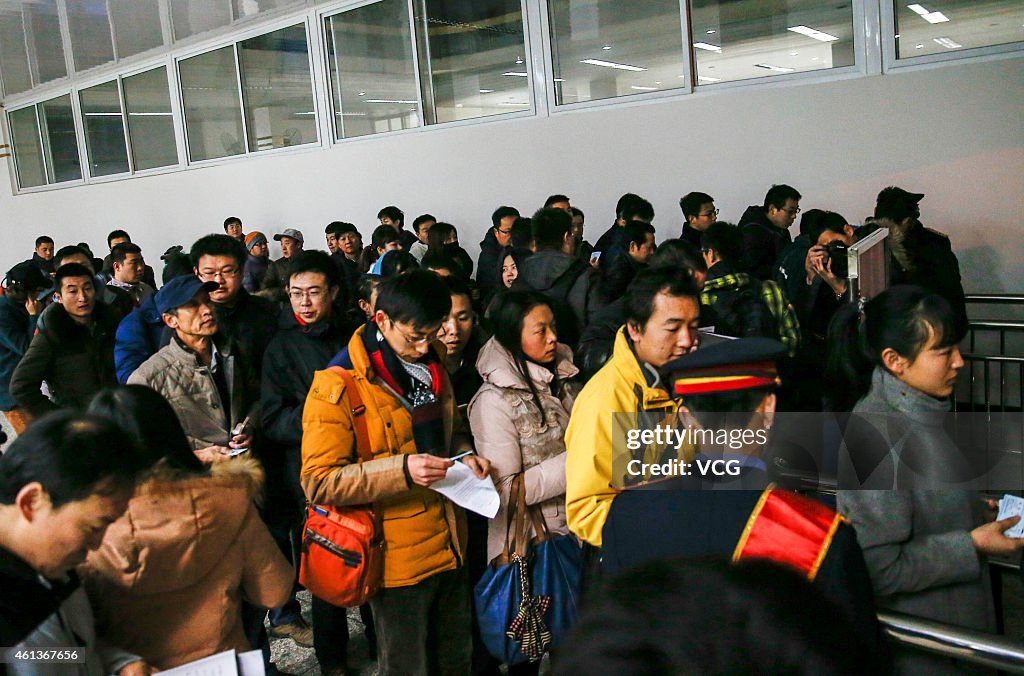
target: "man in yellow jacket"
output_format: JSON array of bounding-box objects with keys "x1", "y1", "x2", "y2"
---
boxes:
[
  {"x1": 566, "y1": 267, "x2": 702, "y2": 549},
  {"x1": 301, "y1": 269, "x2": 490, "y2": 675}
]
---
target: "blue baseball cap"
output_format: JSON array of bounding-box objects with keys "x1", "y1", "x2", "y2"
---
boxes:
[{"x1": 155, "y1": 275, "x2": 220, "y2": 315}]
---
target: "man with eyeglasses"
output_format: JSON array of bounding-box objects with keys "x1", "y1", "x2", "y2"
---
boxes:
[
  {"x1": 260, "y1": 250, "x2": 362, "y2": 668},
  {"x1": 476, "y1": 205, "x2": 520, "y2": 303},
  {"x1": 679, "y1": 191, "x2": 719, "y2": 248},
  {"x1": 303, "y1": 269, "x2": 489, "y2": 675},
  {"x1": 738, "y1": 184, "x2": 802, "y2": 280},
  {"x1": 191, "y1": 234, "x2": 280, "y2": 379}
]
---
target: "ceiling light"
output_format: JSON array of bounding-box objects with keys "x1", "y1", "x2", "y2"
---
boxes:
[
  {"x1": 579, "y1": 59, "x2": 646, "y2": 71},
  {"x1": 455, "y1": 104, "x2": 463, "y2": 108},
  {"x1": 754, "y1": 63, "x2": 795, "y2": 73},
  {"x1": 601, "y1": 44, "x2": 612, "y2": 50},
  {"x1": 915, "y1": 43, "x2": 924, "y2": 48},
  {"x1": 922, "y1": 11, "x2": 949, "y2": 23},
  {"x1": 654, "y1": 80, "x2": 662, "y2": 84},
  {"x1": 697, "y1": 75, "x2": 721, "y2": 82},
  {"x1": 790, "y1": 51, "x2": 798, "y2": 56},
  {"x1": 364, "y1": 99, "x2": 418, "y2": 104},
  {"x1": 503, "y1": 71, "x2": 529, "y2": 77},
  {"x1": 933, "y1": 36, "x2": 962, "y2": 48},
  {"x1": 553, "y1": 78, "x2": 565, "y2": 82},
  {"x1": 358, "y1": 92, "x2": 365, "y2": 96},
  {"x1": 630, "y1": 85, "x2": 658, "y2": 91},
  {"x1": 908, "y1": 4, "x2": 928, "y2": 15},
  {"x1": 515, "y1": 56, "x2": 524, "y2": 64},
  {"x1": 693, "y1": 42, "x2": 722, "y2": 52},
  {"x1": 788, "y1": 25, "x2": 839, "y2": 42},
  {"x1": 127, "y1": 112, "x2": 172, "y2": 116},
  {"x1": 479, "y1": 89, "x2": 494, "y2": 93},
  {"x1": 706, "y1": 29, "x2": 716, "y2": 34}
]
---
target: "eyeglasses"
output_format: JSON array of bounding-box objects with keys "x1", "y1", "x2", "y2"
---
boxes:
[
  {"x1": 199, "y1": 267, "x2": 239, "y2": 280},
  {"x1": 386, "y1": 317, "x2": 435, "y2": 346},
  {"x1": 698, "y1": 209, "x2": 719, "y2": 218},
  {"x1": 782, "y1": 207, "x2": 801, "y2": 215},
  {"x1": 288, "y1": 289, "x2": 324, "y2": 301},
  {"x1": 495, "y1": 227, "x2": 513, "y2": 235}
]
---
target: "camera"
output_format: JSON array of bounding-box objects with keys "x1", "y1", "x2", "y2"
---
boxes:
[{"x1": 825, "y1": 241, "x2": 849, "y2": 279}]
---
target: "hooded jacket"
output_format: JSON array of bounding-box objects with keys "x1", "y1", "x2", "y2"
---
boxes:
[
  {"x1": 515, "y1": 250, "x2": 599, "y2": 348},
  {"x1": 565, "y1": 328, "x2": 679, "y2": 547},
  {"x1": 738, "y1": 205, "x2": 792, "y2": 280},
  {"x1": 81, "y1": 459, "x2": 292, "y2": 670},
  {"x1": 468, "y1": 337, "x2": 578, "y2": 560},
  {"x1": 113, "y1": 294, "x2": 171, "y2": 384}
]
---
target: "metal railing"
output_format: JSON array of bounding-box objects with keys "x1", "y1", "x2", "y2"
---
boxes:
[
  {"x1": 879, "y1": 611, "x2": 1024, "y2": 673},
  {"x1": 959, "y1": 295, "x2": 1024, "y2": 414}
]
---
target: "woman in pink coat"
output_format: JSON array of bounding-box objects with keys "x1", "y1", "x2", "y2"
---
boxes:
[{"x1": 468, "y1": 290, "x2": 578, "y2": 565}]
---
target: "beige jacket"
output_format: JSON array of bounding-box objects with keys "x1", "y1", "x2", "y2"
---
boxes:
[
  {"x1": 81, "y1": 459, "x2": 292, "y2": 670},
  {"x1": 468, "y1": 338, "x2": 578, "y2": 561}
]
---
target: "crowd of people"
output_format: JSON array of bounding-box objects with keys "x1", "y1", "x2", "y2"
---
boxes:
[{"x1": 0, "y1": 185, "x2": 1021, "y2": 676}]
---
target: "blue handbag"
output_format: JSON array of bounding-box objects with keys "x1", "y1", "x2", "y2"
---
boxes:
[{"x1": 473, "y1": 474, "x2": 582, "y2": 665}]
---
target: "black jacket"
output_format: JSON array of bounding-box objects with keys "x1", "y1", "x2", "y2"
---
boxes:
[
  {"x1": 398, "y1": 228, "x2": 418, "y2": 252},
  {"x1": 515, "y1": 250, "x2": 599, "y2": 349},
  {"x1": 10, "y1": 301, "x2": 121, "y2": 415},
  {"x1": 593, "y1": 223, "x2": 627, "y2": 261},
  {"x1": 476, "y1": 230, "x2": 504, "y2": 302},
  {"x1": 680, "y1": 223, "x2": 703, "y2": 249},
  {"x1": 773, "y1": 233, "x2": 812, "y2": 304},
  {"x1": 576, "y1": 297, "x2": 624, "y2": 382},
  {"x1": 885, "y1": 221, "x2": 967, "y2": 333},
  {"x1": 261, "y1": 311, "x2": 354, "y2": 448},
  {"x1": 598, "y1": 248, "x2": 644, "y2": 304},
  {"x1": 739, "y1": 205, "x2": 792, "y2": 280},
  {"x1": 449, "y1": 328, "x2": 487, "y2": 408},
  {"x1": 330, "y1": 251, "x2": 360, "y2": 304},
  {"x1": 0, "y1": 545, "x2": 80, "y2": 648},
  {"x1": 213, "y1": 289, "x2": 280, "y2": 380},
  {"x1": 32, "y1": 253, "x2": 54, "y2": 278}
]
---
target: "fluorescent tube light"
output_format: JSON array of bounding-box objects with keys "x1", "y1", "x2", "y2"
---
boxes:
[
  {"x1": 787, "y1": 25, "x2": 839, "y2": 42},
  {"x1": 693, "y1": 42, "x2": 722, "y2": 52},
  {"x1": 502, "y1": 71, "x2": 529, "y2": 77},
  {"x1": 479, "y1": 89, "x2": 494, "y2": 93},
  {"x1": 933, "y1": 36, "x2": 962, "y2": 48},
  {"x1": 579, "y1": 59, "x2": 646, "y2": 72},
  {"x1": 753, "y1": 63, "x2": 795, "y2": 73},
  {"x1": 363, "y1": 99, "x2": 418, "y2": 104},
  {"x1": 630, "y1": 85, "x2": 658, "y2": 91},
  {"x1": 923, "y1": 11, "x2": 949, "y2": 23},
  {"x1": 907, "y1": 4, "x2": 929, "y2": 15}
]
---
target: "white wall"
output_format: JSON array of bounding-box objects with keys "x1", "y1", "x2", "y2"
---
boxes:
[{"x1": 2, "y1": 56, "x2": 1022, "y2": 294}]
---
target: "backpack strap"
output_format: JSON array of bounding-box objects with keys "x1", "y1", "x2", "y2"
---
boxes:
[{"x1": 327, "y1": 365, "x2": 373, "y2": 464}]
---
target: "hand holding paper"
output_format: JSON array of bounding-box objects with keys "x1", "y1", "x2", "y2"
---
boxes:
[{"x1": 429, "y1": 460, "x2": 500, "y2": 518}]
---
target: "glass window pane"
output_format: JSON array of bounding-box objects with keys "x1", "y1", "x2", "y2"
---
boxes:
[
  {"x1": 68, "y1": 0, "x2": 115, "y2": 72},
  {"x1": 238, "y1": 24, "x2": 316, "y2": 152},
  {"x1": 233, "y1": 0, "x2": 301, "y2": 20},
  {"x1": 896, "y1": 1, "x2": 1024, "y2": 58},
  {"x1": 179, "y1": 46, "x2": 245, "y2": 161},
  {"x1": 40, "y1": 95, "x2": 82, "y2": 183},
  {"x1": 80, "y1": 81, "x2": 130, "y2": 177},
  {"x1": 171, "y1": 0, "x2": 233, "y2": 41},
  {"x1": 690, "y1": 0, "x2": 855, "y2": 85},
  {"x1": 418, "y1": 0, "x2": 530, "y2": 123},
  {"x1": 28, "y1": 0, "x2": 67, "y2": 84},
  {"x1": 549, "y1": 1, "x2": 685, "y2": 105},
  {"x1": 0, "y1": 9, "x2": 32, "y2": 96},
  {"x1": 9, "y1": 107, "x2": 46, "y2": 188},
  {"x1": 326, "y1": 0, "x2": 421, "y2": 140},
  {"x1": 123, "y1": 66, "x2": 179, "y2": 171},
  {"x1": 110, "y1": 0, "x2": 164, "y2": 59}
]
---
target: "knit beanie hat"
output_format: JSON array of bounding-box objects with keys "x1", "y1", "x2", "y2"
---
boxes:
[{"x1": 245, "y1": 231, "x2": 267, "y2": 252}]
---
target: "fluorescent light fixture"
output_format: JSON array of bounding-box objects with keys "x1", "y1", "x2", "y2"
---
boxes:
[
  {"x1": 293, "y1": 111, "x2": 316, "y2": 116},
  {"x1": 84, "y1": 112, "x2": 122, "y2": 117},
  {"x1": 697, "y1": 76, "x2": 721, "y2": 82},
  {"x1": 553, "y1": 78, "x2": 565, "y2": 82},
  {"x1": 754, "y1": 63, "x2": 795, "y2": 73},
  {"x1": 922, "y1": 11, "x2": 949, "y2": 23},
  {"x1": 364, "y1": 99, "x2": 418, "y2": 104},
  {"x1": 503, "y1": 71, "x2": 529, "y2": 77},
  {"x1": 693, "y1": 42, "x2": 722, "y2": 52},
  {"x1": 908, "y1": 4, "x2": 929, "y2": 15},
  {"x1": 788, "y1": 25, "x2": 839, "y2": 42},
  {"x1": 630, "y1": 85, "x2": 658, "y2": 91},
  {"x1": 479, "y1": 89, "x2": 494, "y2": 93},
  {"x1": 706, "y1": 29, "x2": 716, "y2": 34},
  {"x1": 601, "y1": 44, "x2": 612, "y2": 50},
  {"x1": 579, "y1": 59, "x2": 646, "y2": 72},
  {"x1": 933, "y1": 36, "x2": 962, "y2": 48}
]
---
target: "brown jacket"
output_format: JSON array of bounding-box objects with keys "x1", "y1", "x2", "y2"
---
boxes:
[
  {"x1": 81, "y1": 459, "x2": 292, "y2": 670},
  {"x1": 301, "y1": 323, "x2": 471, "y2": 588}
]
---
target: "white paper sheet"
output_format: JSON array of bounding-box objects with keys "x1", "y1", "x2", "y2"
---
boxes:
[
  {"x1": 160, "y1": 650, "x2": 238, "y2": 676},
  {"x1": 236, "y1": 650, "x2": 265, "y2": 676},
  {"x1": 430, "y1": 460, "x2": 500, "y2": 518},
  {"x1": 997, "y1": 494, "x2": 1024, "y2": 538}
]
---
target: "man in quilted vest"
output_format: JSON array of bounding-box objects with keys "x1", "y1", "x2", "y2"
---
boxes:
[{"x1": 302, "y1": 269, "x2": 491, "y2": 675}]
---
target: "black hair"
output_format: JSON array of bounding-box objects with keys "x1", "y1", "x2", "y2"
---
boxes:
[
  {"x1": 426, "y1": 222, "x2": 456, "y2": 256},
  {"x1": 543, "y1": 194, "x2": 570, "y2": 208},
  {"x1": 510, "y1": 217, "x2": 533, "y2": 248},
  {"x1": 624, "y1": 267, "x2": 701, "y2": 331},
  {"x1": 110, "y1": 242, "x2": 142, "y2": 266},
  {"x1": 570, "y1": 207, "x2": 584, "y2": 221},
  {"x1": 615, "y1": 193, "x2": 643, "y2": 219},
  {"x1": 763, "y1": 184, "x2": 802, "y2": 210},
  {"x1": 700, "y1": 221, "x2": 742, "y2": 264},
  {"x1": 35, "y1": 235, "x2": 54, "y2": 247},
  {"x1": 491, "y1": 206, "x2": 520, "y2": 228},
  {"x1": 624, "y1": 220, "x2": 656, "y2": 249},
  {"x1": 421, "y1": 253, "x2": 458, "y2": 276},
  {"x1": 497, "y1": 245, "x2": 533, "y2": 289},
  {"x1": 806, "y1": 211, "x2": 849, "y2": 245},
  {"x1": 55, "y1": 263, "x2": 95, "y2": 293},
  {"x1": 797, "y1": 208, "x2": 828, "y2": 240},
  {"x1": 87, "y1": 386, "x2": 205, "y2": 474},
  {"x1": 679, "y1": 192, "x2": 715, "y2": 220},
  {"x1": 649, "y1": 239, "x2": 707, "y2": 275},
  {"x1": 377, "y1": 205, "x2": 404, "y2": 228},
  {"x1": 826, "y1": 285, "x2": 965, "y2": 411},
  {"x1": 77, "y1": 242, "x2": 95, "y2": 256},
  {"x1": 326, "y1": 221, "x2": 358, "y2": 237},
  {"x1": 223, "y1": 216, "x2": 242, "y2": 230},
  {"x1": 412, "y1": 214, "x2": 436, "y2": 234},
  {"x1": 0, "y1": 411, "x2": 149, "y2": 508},
  {"x1": 287, "y1": 249, "x2": 340, "y2": 287},
  {"x1": 375, "y1": 269, "x2": 451, "y2": 328},
  {"x1": 55, "y1": 245, "x2": 90, "y2": 267},
  {"x1": 531, "y1": 207, "x2": 572, "y2": 251},
  {"x1": 379, "y1": 250, "x2": 419, "y2": 278},
  {"x1": 443, "y1": 275, "x2": 473, "y2": 304},
  {"x1": 356, "y1": 274, "x2": 382, "y2": 305},
  {"x1": 107, "y1": 230, "x2": 131, "y2": 247},
  {"x1": 556, "y1": 557, "x2": 879, "y2": 675},
  {"x1": 488, "y1": 289, "x2": 557, "y2": 424},
  {"x1": 681, "y1": 387, "x2": 776, "y2": 435},
  {"x1": 162, "y1": 253, "x2": 195, "y2": 286},
  {"x1": 371, "y1": 224, "x2": 399, "y2": 251},
  {"x1": 620, "y1": 196, "x2": 654, "y2": 223},
  {"x1": 189, "y1": 234, "x2": 247, "y2": 270}
]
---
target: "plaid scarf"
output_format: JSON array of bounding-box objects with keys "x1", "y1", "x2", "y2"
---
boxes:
[{"x1": 362, "y1": 321, "x2": 448, "y2": 456}]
